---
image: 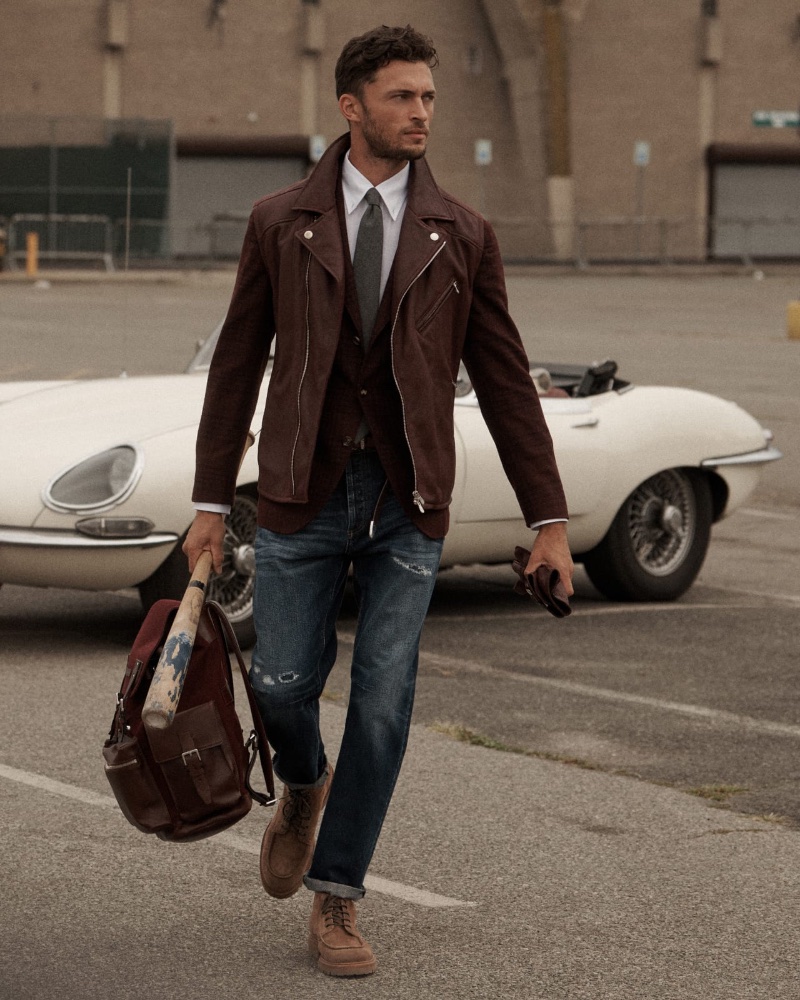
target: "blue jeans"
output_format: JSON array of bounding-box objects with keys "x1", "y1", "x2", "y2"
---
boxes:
[{"x1": 249, "y1": 450, "x2": 443, "y2": 899}]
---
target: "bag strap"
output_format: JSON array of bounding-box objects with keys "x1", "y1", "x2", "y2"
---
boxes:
[{"x1": 204, "y1": 601, "x2": 276, "y2": 807}]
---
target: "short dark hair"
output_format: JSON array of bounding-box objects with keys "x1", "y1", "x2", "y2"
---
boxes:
[{"x1": 335, "y1": 25, "x2": 438, "y2": 98}]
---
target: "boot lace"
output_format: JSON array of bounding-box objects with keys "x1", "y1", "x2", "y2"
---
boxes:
[
  {"x1": 321, "y1": 894, "x2": 353, "y2": 932},
  {"x1": 279, "y1": 788, "x2": 313, "y2": 838}
]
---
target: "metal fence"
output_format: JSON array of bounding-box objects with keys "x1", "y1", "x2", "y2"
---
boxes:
[
  {"x1": 1, "y1": 213, "x2": 248, "y2": 269},
  {"x1": 3, "y1": 212, "x2": 800, "y2": 270},
  {"x1": 574, "y1": 216, "x2": 800, "y2": 266}
]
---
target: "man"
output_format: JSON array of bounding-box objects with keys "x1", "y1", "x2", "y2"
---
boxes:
[{"x1": 184, "y1": 24, "x2": 573, "y2": 977}]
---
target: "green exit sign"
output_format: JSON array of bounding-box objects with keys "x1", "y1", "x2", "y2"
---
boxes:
[{"x1": 752, "y1": 110, "x2": 800, "y2": 128}]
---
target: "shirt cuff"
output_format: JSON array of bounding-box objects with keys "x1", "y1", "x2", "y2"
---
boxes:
[
  {"x1": 529, "y1": 517, "x2": 569, "y2": 530},
  {"x1": 194, "y1": 502, "x2": 231, "y2": 515}
]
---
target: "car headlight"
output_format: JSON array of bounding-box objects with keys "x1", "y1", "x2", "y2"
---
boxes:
[{"x1": 43, "y1": 445, "x2": 143, "y2": 513}]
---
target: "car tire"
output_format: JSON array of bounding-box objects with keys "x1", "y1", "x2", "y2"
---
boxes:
[
  {"x1": 138, "y1": 488, "x2": 258, "y2": 649},
  {"x1": 582, "y1": 468, "x2": 713, "y2": 602}
]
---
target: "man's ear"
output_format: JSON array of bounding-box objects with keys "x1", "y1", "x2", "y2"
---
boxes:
[{"x1": 339, "y1": 92, "x2": 362, "y2": 125}]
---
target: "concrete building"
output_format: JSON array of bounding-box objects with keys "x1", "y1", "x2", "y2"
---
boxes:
[{"x1": 2, "y1": 0, "x2": 799, "y2": 263}]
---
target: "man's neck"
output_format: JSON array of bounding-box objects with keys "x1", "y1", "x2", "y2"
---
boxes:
[{"x1": 347, "y1": 147, "x2": 409, "y2": 187}]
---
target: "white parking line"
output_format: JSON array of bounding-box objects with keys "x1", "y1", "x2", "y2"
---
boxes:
[
  {"x1": 709, "y1": 585, "x2": 800, "y2": 606},
  {"x1": 0, "y1": 762, "x2": 119, "y2": 809},
  {"x1": 338, "y1": 636, "x2": 800, "y2": 740},
  {"x1": 426, "y1": 602, "x2": 761, "y2": 623},
  {"x1": 0, "y1": 762, "x2": 474, "y2": 909},
  {"x1": 739, "y1": 507, "x2": 799, "y2": 521},
  {"x1": 216, "y1": 830, "x2": 474, "y2": 908},
  {"x1": 435, "y1": 658, "x2": 800, "y2": 738}
]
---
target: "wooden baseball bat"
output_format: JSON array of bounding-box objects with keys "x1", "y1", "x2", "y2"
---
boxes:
[{"x1": 141, "y1": 432, "x2": 255, "y2": 731}]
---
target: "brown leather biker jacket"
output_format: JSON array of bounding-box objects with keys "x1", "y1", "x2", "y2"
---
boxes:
[{"x1": 193, "y1": 134, "x2": 567, "y2": 529}]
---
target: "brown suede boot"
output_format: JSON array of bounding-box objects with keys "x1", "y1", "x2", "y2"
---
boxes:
[
  {"x1": 308, "y1": 892, "x2": 376, "y2": 977},
  {"x1": 259, "y1": 763, "x2": 334, "y2": 899}
]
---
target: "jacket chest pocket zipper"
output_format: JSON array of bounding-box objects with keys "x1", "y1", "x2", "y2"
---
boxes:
[{"x1": 416, "y1": 279, "x2": 460, "y2": 332}]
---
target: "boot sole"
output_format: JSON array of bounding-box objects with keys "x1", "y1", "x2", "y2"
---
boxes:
[
  {"x1": 261, "y1": 877, "x2": 304, "y2": 900},
  {"x1": 308, "y1": 937, "x2": 376, "y2": 977}
]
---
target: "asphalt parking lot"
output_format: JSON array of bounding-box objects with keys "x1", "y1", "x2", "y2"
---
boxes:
[{"x1": 1, "y1": 267, "x2": 799, "y2": 998}]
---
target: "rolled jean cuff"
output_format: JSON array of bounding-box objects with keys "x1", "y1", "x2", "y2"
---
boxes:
[
  {"x1": 274, "y1": 759, "x2": 330, "y2": 791},
  {"x1": 304, "y1": 874, "x2": 365, "y2": 900}
]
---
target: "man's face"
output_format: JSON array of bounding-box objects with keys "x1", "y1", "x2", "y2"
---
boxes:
[{"x1": 352, "y1": 60, "x2": 436, "y2": 162}]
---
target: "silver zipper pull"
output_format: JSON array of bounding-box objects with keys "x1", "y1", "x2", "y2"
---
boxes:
[{"x1": 412, "y1": 491, "x2": 426, "y2": 513}]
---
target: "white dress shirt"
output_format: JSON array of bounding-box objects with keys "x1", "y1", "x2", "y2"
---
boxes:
[{"x1": 341, "y1": 152, "x2": 408, "y2": 300}]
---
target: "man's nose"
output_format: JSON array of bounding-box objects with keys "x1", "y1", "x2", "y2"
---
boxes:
[{"x1": 410, "y1": 97, "x2": 429, "y2": 121}]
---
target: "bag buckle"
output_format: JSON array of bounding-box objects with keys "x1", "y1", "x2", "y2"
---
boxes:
[{"x1": 182, "y1": 748, "x2": 201, "y2": 766}]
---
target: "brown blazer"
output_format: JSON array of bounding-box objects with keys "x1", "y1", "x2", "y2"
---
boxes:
[{"x1": 193, "y1": 133, "x2": 567, "y2": 529}]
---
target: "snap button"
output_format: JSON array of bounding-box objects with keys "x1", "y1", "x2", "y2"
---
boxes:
[
  {"x1": 430, "y1": 232, "x2": 440, "y2": 241},
  {"x1": 304, "y1": 230, "x2": 313, "y2": 239}
]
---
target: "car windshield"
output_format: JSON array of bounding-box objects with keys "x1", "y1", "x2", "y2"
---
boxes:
[
  {"x1": 185, "y1": 322, "x2": 223, "y2": 373},
  {"x1": 186, "y1": 323, "x2": 275, "y2": 374}
]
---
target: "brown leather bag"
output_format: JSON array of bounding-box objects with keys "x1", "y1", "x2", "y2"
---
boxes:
[{"x1": 103, "y1": 599, "x2": 275, "y2": 841}]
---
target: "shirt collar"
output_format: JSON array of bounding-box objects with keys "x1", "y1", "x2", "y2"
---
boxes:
[{"x1": 342, "y1": 152, "x2": 409, "y2": 221}]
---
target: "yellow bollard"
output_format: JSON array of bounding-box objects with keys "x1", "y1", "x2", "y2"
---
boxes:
[
  {"x1": 788, "y1": 301, "x2": 800, "y2": 341},
  {"x1": 25, "y1": 231, "x2": 39, "y2": 278}
]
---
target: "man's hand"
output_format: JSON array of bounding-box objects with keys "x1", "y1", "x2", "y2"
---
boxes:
[
  {"x1": 526, "y1": 522, "x2": 574, "y2": 597},
  {"x1": 182, "y1": 510, "x2": 227, "y2": 575}
]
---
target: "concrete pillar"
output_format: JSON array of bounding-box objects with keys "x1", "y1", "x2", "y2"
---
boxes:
[
  {"x1": 103, "y1": 0, "x2": 128, "y2": 118},
  {"x1": 103, "y1": 52, "x2": 123, "y2": 118},
  {"x1": 540, "y1": 1, "x2": 574, "y2": 259},
  {"x1": 787, "y1": 302, "x2": 800, "y2": 341},
  {"x1": 478, "y1": 1, "x2": 551, "y2": 256},
  {"x1": 299, "y1": 2, "x2": 324, "y2": 136},
  {"x1": 697, "y1": 15, "x2": 722, "y2": 259}
]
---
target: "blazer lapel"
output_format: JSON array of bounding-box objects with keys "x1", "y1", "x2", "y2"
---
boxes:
[{"x1": 293, "y1": 208, "x2": 345, "y2": 286}]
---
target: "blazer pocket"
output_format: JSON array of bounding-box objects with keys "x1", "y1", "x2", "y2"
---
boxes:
[{"x1": 416, "y1": 279, "x2": 460, "y2": 333}]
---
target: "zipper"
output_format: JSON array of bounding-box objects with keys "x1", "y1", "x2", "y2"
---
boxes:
[
  {"x1": 417, "y1": 278, "x2": 460, "y2": 332},
  {"x1": 369, "y1": 478, "x2": 390, "y2": 539},
  {"x1": 389, "y1": 239, "x2": 447, "y2": 513},
  {"x1": 289, "y1": 250, "x2": 313, "y2": 496}
]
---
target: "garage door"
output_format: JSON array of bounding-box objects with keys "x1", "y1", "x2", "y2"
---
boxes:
[
  {"x1": 172, "y1": 155, "x2": 306, "y2": 257},
  {"x1": 712, "y1": 163, "x2": 800, "y2": 259}
]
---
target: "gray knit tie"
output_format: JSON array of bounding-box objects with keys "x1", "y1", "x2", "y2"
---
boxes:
[{"x1": 352, "y1": 187, "x2": 384, "y2": 351}]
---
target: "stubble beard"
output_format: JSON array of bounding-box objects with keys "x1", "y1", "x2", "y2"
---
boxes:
[{"x1": 361, "y1": 111, "x2": 428, "y2": 163}]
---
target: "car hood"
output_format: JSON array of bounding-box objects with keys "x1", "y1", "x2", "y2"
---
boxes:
[
  {"x1": 0, "y1": 374, "x2": 210, "y2": 525},
  {"x1": 0, "y1": 380, "x2": 75, "y2": 404}
]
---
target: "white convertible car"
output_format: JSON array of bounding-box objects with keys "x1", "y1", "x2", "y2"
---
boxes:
[{"x1": 0, "y1": 330, "x2": 781, "y2": 645}]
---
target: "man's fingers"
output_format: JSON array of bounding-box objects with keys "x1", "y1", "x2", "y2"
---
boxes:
[
  {"x1": 526, "y1": 540, "x2": 575, "y2": 597},
  {"x1": 182, "y1": 512, "x2": 227, "y2": 576}
]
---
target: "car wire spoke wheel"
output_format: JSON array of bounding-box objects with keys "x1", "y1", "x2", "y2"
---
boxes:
[
  {"x1": 582, "y1": 468, "x2": 713, "y2": 602},
  {"x1": 627, "y1": 470, "x2": 695, "y2": 577},
  {"x1": 207, "y1": 492, "x2": 258, "y2": 625}
]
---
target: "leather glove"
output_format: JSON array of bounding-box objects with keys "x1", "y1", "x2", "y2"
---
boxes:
[{"x1": 511, "y1": 546, "x2": 572, "y2": 618}]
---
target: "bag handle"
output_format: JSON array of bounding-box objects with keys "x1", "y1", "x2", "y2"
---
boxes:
[{"x1": 204, "y1": 601, "x2": 276, "y2": 808}]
